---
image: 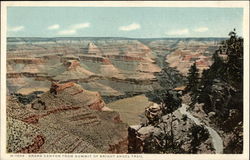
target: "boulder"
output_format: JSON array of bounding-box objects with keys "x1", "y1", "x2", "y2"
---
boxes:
[
  {"x1": 145, "y1": 103, "x2": 162, "y2": 125},
  {"x1": 128, "y1": 107, "x2": 214, "y2": 153}
]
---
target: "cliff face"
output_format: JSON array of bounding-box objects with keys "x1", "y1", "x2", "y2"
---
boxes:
[
  {"x1": 32, "y1": 82, "x2": 106, "y2": 111},
  {"x1": 7, "y1": 83, "x2": 128, "y2": 153},
  {"x1": 7, "y1": 38, "x2": 220, "y2": 99},
  {"x1": 7, "y1": 39, "x2": 163, "y2": 98},
  {"x1": 128, "y1": 103, "x2": 214, "y2": 154},
  {"x1": 165, "y1": 40, "x2": 218, "y2": 76},
  {"x1": 6, "y1": 37, "x2": 223, "y2": 154},
  {"x1": 7, "y1": 58, "x2": 45, "y2": 65}
]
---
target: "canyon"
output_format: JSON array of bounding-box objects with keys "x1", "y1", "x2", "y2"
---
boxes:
[
  {"x1": 7, "y1": 37, "x2": 225, "y2": 153},
  {"x1": 7, "y1": 37, "x2": 221, "y2": 96}
]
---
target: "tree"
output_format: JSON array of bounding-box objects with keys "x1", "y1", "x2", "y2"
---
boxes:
[
  {"x1": 185, "y1": 62, "x2": 199, "y2": 105},
  {"x1": 196, "y1": 29, "x2": 243, "y2": 133},
  {"x1": 186, "y1": 62, "x2": 199, "y2": 92},
  {"x1": 189, "y1": 125, "x2": 209, "y2": 153},
  {"x1": 196, "y1": 50, "x2": 226, "y2": 109},
  {"x1": 146, "y1": 89, "x2": 182, "y2": 151},
  {"x1": 223, "y1": 29, "x2": 243, "y2": 86},
  {"x1": 146, "y1": 90, "x2": 182, "y2": 115}
]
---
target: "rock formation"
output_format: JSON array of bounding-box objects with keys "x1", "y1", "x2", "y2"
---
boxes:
[
  {"x1": 145, "y1": 103, "x2": 162, "y2": 125},
  {"x1": 128, "y1": 102, "x2": 214, "y2": 153},
  {"x1": 87, "y1": 42, "x2": 102, "y2": 55},
  {"x1": 7, "y1": 38, "x2": 220, "y2": 98},
  {"x1": 6, "y1": 37, "x2": 224, "y2": 154},
  {"x1": 32, "y1": 82, "x2": 106, "y2": 111},
  {"x1": 7, "y1": 83, "x2": 128, "y2": 153}
]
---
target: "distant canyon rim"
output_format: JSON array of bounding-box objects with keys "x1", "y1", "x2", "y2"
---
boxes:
[{"x1": 6, "y1": 37, "x2": 226, "y2": 153}]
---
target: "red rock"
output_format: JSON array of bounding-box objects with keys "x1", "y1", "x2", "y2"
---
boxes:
[
  {"x1": 7, "y1": 58, "x2": 45, "y2": 65},
  {"x1": 66, "y1": 60, "x2": 80, "y2": 70},
  {"x1": 50, "y1": 82, "x2": 75, "y2": 94},
  {"x1": 17, "y1": 135, "x2": 45, "y2": 153},
  {"x1": 108, "y1": 138, "x2": 128, "y2": 153},
  {"x1": 113, "y1": 115, "x2": 122, "y2": 123},
  {"x1": 88, "y1": 99, "x2": 105, "y2": 111},
  {"x1": 24, "y1": 106, "x2": 81, "y2": 124}
]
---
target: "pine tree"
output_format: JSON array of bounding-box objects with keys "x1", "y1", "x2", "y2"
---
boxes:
[
  {"x1": 147, "y1": 90, "x2": 182, "y2": 115},
  {"x1": 186, "y1": 62, "x2": 199, "y2": 101},
  {"x1": 197, "y1": 29, "x2": 243, "y2": 118},
  {"x1": 223, "y1": 29, "x2": 243, "y2": 86}
]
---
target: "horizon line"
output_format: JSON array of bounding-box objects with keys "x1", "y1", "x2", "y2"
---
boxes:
[{"x1": 7, "y1": 36, "x2": 229, "y2": 39}]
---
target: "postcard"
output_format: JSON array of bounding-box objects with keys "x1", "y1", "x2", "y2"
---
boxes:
[{"x1": 1, "y1": 1, "x2": 249, "y2": 160}]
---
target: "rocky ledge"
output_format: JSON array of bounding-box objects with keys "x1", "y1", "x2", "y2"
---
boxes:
[
  {"x1": 7, "y1": 82, "x2": 129, "y2": 153},
  {"x1": 128, "y1": 103, "x2": 214, "y2": 153}
]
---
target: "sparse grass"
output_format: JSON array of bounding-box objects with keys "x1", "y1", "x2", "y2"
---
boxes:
[
  {"x1": 107, "y1": 95, "x2": 151, "y2": 125},
  {"x1": 17, "y1": 87, "x2": 49, "y2": 95}
]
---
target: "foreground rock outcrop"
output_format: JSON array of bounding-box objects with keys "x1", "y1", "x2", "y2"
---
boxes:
[
  {"x1": 128, "y1": 103, "x2": 214, "y2": 153},
  {"x1": 7, "y1": 82, "x2": 128, "y2": 153}
]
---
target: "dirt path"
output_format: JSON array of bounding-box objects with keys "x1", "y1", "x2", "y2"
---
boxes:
[{"x1": 179, "y1": 104, "x2": 223, "y2": 154}]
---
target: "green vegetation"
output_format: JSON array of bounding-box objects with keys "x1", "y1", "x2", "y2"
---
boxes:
[
  {"x1": 186, "y1": 62, "x2": 199, "y2": 93},
  {"x1": 185, "y1": 62, "x2": 200, "y2": 106},
  {"x1": 189, "y1": 125, "x2": 209, "y2": 153},
  {"x1": 142, "y1": 132, "x2": 186, "y2": 154},
  {"x1": 143, "y1": 52, "x2": 184, "y2": 153},
  {"x1": 145, "y1": 90, "x2": 183, "y2": 153},
  {"x1": 146, "y1": 90, "x2": 182, "y2": 115},
  {"x1": 186, "y1": 29, "x2": 243, "y2": 153},
  {"x1": 181, "y1": 114, "x2": 188, "y2": 121},
  {"x1": 197, "y1": 29, "x2": 243, "y2": 119}
]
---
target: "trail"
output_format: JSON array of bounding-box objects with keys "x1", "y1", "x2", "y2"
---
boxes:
[{"x1": 179, "y1": 104, "x2": 223, "y2": 154}]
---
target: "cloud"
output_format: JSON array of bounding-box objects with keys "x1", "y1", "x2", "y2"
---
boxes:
[
  {"x1": 119, "y1": 23, "x2": 141, "y2": 31},
  {"x1": 57, "y1": 29, "x2": 76, "y2": 35},
  {"x1": 71, "y1": 23, "x2": 90, "y2": 30},
  {"x1": 166, "y1": 29, "x2": 189, "y2": 36},
  {"x1": 57, "y1": 22, "x2": 90, "y2": 35},
  {"x1": 194, "y1": 27, "x2": 209, "y2": 32},
  {"x1": 8, "y1": 26, "x2": 24, "y2": 32},
  {"x1": 48, "y1": 24, "x2": 60, "y2": 30}
]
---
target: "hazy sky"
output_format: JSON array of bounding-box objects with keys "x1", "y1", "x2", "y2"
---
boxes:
[{"x1": 7, "y1": 7, "x2": 243, "y2": 38}]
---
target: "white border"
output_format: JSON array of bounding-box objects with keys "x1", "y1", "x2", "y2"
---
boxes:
[
  {"x1": 1, "y1": 1, "x2": 249, "y2": 160},
  {"x1": 1, "y1": 1, "x2": 248, "y2": 7}
]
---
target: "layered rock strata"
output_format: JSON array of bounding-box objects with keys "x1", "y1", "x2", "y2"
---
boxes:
[{"x1": 7, "y1": 83, "x2": 128, "y2": 153}]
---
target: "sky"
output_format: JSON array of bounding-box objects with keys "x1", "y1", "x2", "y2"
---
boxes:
[{"x1": 7, "y1": 7, "x2": 243, "y2": 38}]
